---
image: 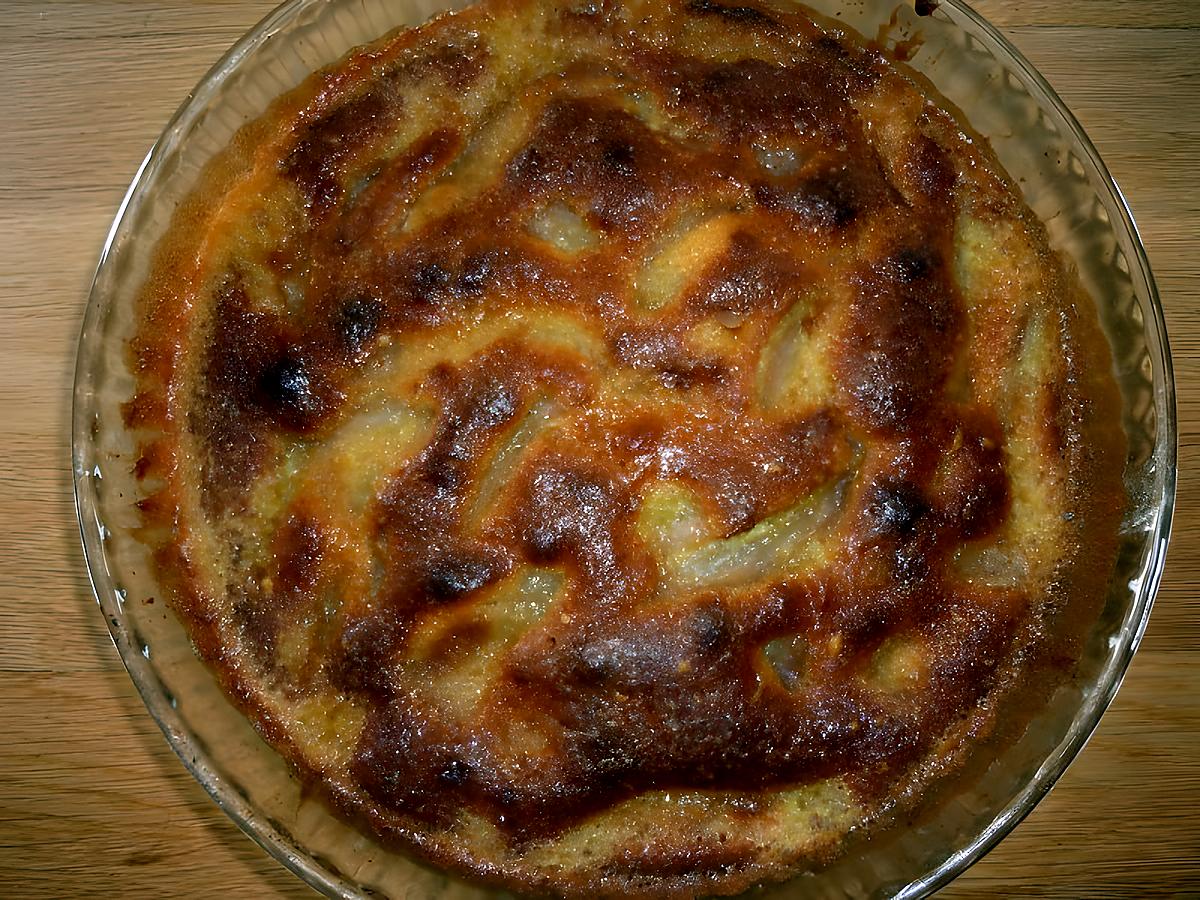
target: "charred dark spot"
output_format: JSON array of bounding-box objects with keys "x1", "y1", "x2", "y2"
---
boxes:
[
  {"x1": 424, "y1": 551, "x2": 498, "y2": 601},
  {"x1": 360, "y1": 238, "x2": 513, "y2": 329},
  {"x1": 574, "y1": 640, "x2": 621, "y2": 685},
  {"x1": 868, "y1": 481, "x2": 928, "y2": 537},
  {"x1": 476, "y1": 380, "x2": 518, "y2": 427},
  {"x1": 508, "y1": 145, "x2": 546, "y2": 183},
  {"x1": 526, "y1": 524, "x2": 563, "y2": 562},
  {"x1": 193, "y1": 283, "x2": 292, "y2": 509},
  {"x1": 756, "y1": 160, "x2": 893, "y2": 230},
  {"x1": 335, "y1": 296, "x2": 383, "y2": 355},
  {"x1": 685, "y1": 0, "x2": 776, "y2": 25},
  {"x1": 692, "y1": 605, "x2": 733, "y2": 657},
  {"x1": 497, "y1": 786, "x2": 522, "y2": 808},
  {"x1": 601, "y1": 140, "x2": 637, "y2": 176},
  {"x1": 333, "y1": 613, "x2": 404, "y2": 695},
  {"x1": 423, "y1": 461, "x2": 464, "y2": 495},
  {"x1": 413, "y1": 261, "x2": 452, "y2": 296},
  {"x1": 438, "y1": 757, "x2": 472, "y2": 786},
  {"x1": 257, "y1": 355, "x2": 325, "y2": 427},
  {"x1": 892, "y1": 543, "x2": 929, "y2": 583},
  {"x1": 456, "y1": 251, "x2": 497, "y2": 296},
  {"x1": 890, "y1": 245, "x2": 936, "y2": 283}
]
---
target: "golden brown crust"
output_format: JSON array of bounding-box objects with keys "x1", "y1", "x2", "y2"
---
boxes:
[{"x1": 126, "y1": 0, "x2": 1126, "y2": 895}]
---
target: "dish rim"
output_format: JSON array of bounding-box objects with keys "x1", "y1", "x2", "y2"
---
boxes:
[{"x1": 70, "y1": 0, "x2": 1178, "y2": 896}]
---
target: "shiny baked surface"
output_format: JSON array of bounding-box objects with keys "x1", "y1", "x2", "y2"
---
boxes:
[{"x1": 126, "y1": 0, "x2": 1125, "y2": 894}]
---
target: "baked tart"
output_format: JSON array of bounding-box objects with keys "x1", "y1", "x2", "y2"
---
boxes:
[{"x1": 125, "y1": 0, "x2": 1126, "y2": 894}]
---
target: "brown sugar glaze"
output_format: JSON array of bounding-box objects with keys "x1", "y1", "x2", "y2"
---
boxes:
[{"x1": 125, "y1": 0, "x2": 1126, "y2": 894}]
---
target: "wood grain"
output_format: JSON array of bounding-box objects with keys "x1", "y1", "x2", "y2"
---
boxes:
[{"x1": 1, "y1": 1, "x2": 1196, "y2": 896}]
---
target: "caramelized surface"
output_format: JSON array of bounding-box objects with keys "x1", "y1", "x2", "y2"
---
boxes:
[{"x1": 127, "y1": 0, "x2": 1126, "y2": 895}]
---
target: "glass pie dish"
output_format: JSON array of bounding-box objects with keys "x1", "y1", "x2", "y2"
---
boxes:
[{"x1": 72, "y1": 0, "x2": 1176, "y2": 896}]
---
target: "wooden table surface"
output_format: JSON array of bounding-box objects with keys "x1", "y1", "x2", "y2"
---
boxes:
[{"x1": 2, "y1": 1, "x2": 1197, "y2": 896}]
